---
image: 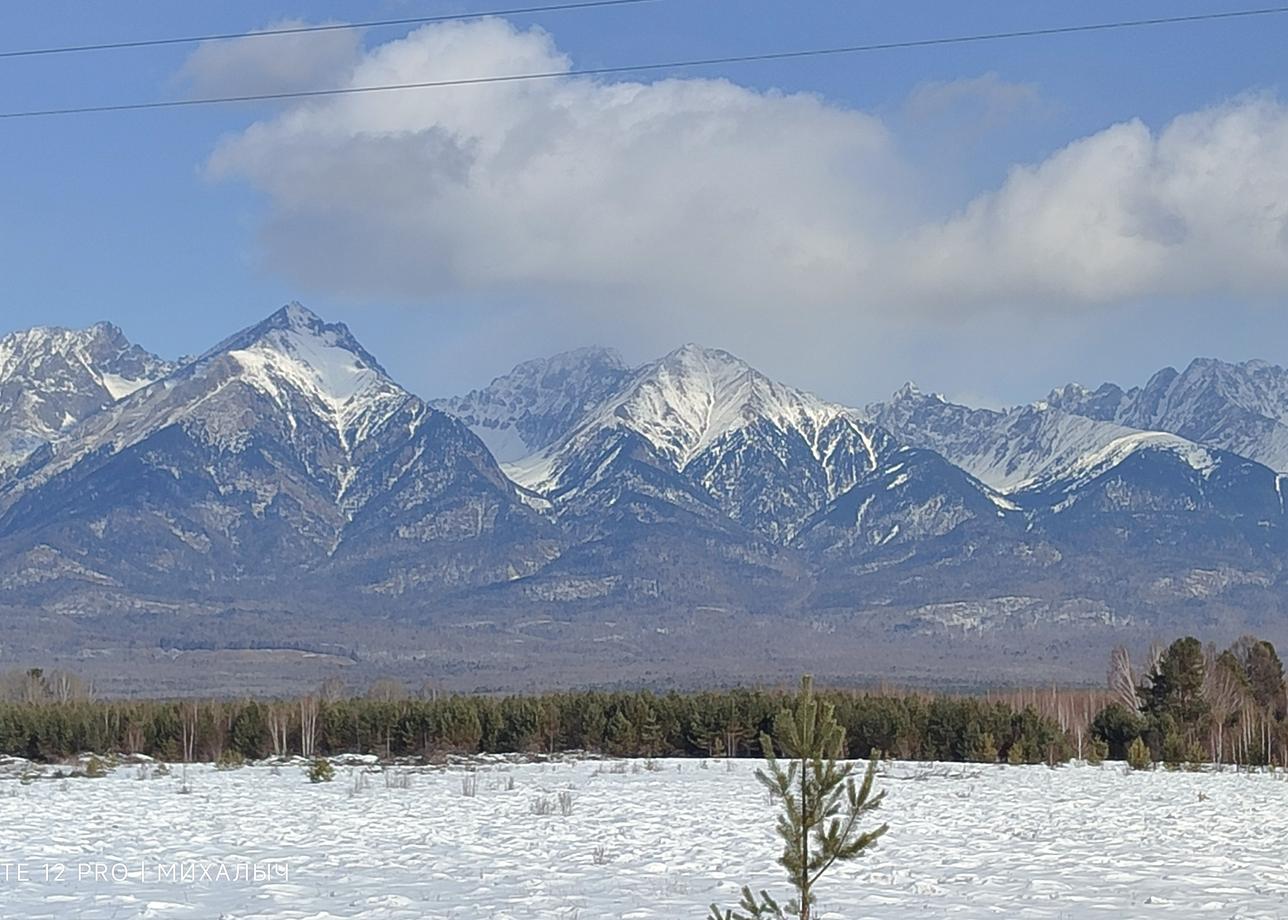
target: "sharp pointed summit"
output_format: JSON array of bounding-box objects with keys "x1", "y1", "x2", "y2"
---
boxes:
[
  {"x1": 191, "y1": 303, "x2": 406, "y2": 447},
  {"x1": 204, "y1": 302, "x2": 387, "y2": 374}
]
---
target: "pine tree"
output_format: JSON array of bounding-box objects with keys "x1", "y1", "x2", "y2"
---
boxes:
[
  {"x1": 965, "y1": 728, "x2": 997, "y2": 764},
  {"x1": 605, "y1": 709, "x2": 636, "y2": 756},
  {"x1": 638, "y1": 706, "x2": 665, "y2": 757},
  {"x1": 710, "y1": 676, "x2": 887, "y2": 920},
  {"x1": 1139, "y1": 637, "x2": 1208, "y2": 728},
  {"x1": 1006, "y1": 740, "x2": 1026, "y2": 766},
  {"x1": 1090, "y1": 701, "x2": 1145, "y2": 761},
  {"x1": 1233, "y1": 637, "x2": 1286, "y2": 717},
  {"x1": 1127, "y1": 736, "x2": 1151, "y2": 771}
]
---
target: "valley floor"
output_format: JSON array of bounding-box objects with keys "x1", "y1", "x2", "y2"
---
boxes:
[{"x1": 2, "y1": 756, "x2": 1286, "y2": 918}]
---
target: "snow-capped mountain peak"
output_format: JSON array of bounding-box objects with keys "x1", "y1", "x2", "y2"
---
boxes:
[
  {"x1": 0, "y1": 304, "x2": 420, "y2": 506},
  {"x1": 201, "y1": 303, "x2": 404, "y2": 444},
  {"x1": 433, "y1": 345, "x2": 631, "y2": 462},
  {"x1": 0, "y1": 320, "x2": 175, "y2": 476},
  {"x1": 476, "y1": 342, "x2": 893, "y2": 542},
  {"x1": 0, "y1": 320, "x2": 173, "y2": 406},
  {"x1": 202, "y1": 303, "x2": 386, "y2": 370},
  {"x1": 607, "y1": 342, "x2": 851, "y2": 469},
  {"x1": 890, "y1": 381, "x2": 928, "y2": 402}
]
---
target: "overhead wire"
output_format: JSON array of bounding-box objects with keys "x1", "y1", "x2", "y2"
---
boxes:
[
  {"x1": 0, "y1": 0, "x2": 660, "y2": 59},
  {"x1": 2, "y1": 5, "x2": 1286, "y2": 120}
]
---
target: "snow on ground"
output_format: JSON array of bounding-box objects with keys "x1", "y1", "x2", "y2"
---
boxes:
[{"x1": 3, "y1": 757, "x2": 1288, "y2": 919}]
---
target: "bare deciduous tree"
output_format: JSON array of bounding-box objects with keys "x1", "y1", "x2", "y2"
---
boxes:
[
  {"x1": 320, "y1": 677, "x2": 347, "y2": 703},
  {"x1": 267, "y1": 703, "x2": 291, "y2": 758},
  {"x1": 1108, "y1": 645, "x2": 1139, "y2": 712},
  {"x1": 366, "y1": 678, "x2": 408, "y2": 702},
  {"x1": 49, "y1": 670, "x2": 87, "y2": 704},
  {"x1": 1203, "y1": 646, "x2": 1244, "y2": 764},
  {"x1": 181, "y1": 701, "x2": 197, "y2": 762},
  {"x1": 300, "y1": 695, "x2": 320, "y2": 759}
]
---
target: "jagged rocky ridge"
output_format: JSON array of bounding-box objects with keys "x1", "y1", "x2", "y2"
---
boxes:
[
  {"x1": 0, "y1": 322, "x2": 175, "y2": 477},
  {"x1": 2, "y1": 305, "x2": 1288, "y2": 640},
  {"x1": 1046, "y1": 358, "x2": 1288, "y2": 473}
]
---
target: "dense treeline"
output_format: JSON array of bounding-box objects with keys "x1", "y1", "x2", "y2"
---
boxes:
[
  {"x1": 11, "y1": 634, "x2": 1278, "y2": 768},
  {"x1": 0, "y1": 670, "x2": 1067, "y2": 765},
  {"x1": 1091, "y1": 634, "x2": 1288, "y2": 767}
]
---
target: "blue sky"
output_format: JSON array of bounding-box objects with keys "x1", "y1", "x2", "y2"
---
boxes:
[{"x1": 3, "y1": 1, "x2": 1288, "y2": 408}]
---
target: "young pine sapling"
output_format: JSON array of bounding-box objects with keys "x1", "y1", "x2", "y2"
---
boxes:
[{"x1": 710, "y1": 675, "x2": 888, "y2": 920}]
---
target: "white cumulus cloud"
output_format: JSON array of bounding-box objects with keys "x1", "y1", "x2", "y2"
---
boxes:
[
  {"x1": 204, "y1": 19, "x2": 908, "y2": 321},
  {"x1": 202, "y1": 18, "x2": 1288, "y2": 342},
  {"x1": 905, "y1": 95, "x2": 1288, "y2": 309}
]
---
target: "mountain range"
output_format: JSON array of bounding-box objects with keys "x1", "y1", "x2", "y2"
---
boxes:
[{"x1": 4, "y1": 304, "x2": 1288, "y2": 690}]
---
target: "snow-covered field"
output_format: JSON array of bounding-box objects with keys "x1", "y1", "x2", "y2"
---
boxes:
[{"x1": 3, "y1": 756, "x2": 1287, "y2": 919}]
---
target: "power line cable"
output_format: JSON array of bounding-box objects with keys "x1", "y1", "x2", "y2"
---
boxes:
[
  {"x1": 0, "y1": 0, "x2": 660, "y2": 60},
  {"x1": 3, "y1": 5, "x2": 1286, "y2": 120}
]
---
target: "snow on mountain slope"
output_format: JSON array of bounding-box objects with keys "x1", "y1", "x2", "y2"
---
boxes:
[
  {"x1": 1050, "y1": 431, "x2": 1219, "y2": 487},
  {"x1": 2, "y1": 304, "x2": 410, "y2": 503},
  {"x1": 1047, "y1": 358, "x2": 1288, "y2": 472},
  {"x1": 433, "y1": 347, "x2": 631, "y2": 462},
  {"x1": 1014, "y1": 430, "x2": 1285, "y2": 520},
  {"x1": 513, "y1": 345, "x2": 876, "y2": 482},
  {"x1": 684, "y1": 413, "x2": 895, "y2": 543},
  {"x1": 0, "y1": 304, "x2": 555, "y2": 598},
  {"x1": 795, "y1": 446, "x2": 1020, "y2": 557},
  {"x1": 500, "y1": 344, "x2": 891, "y2": 540},
  {"x1": 604, "y1": 344, "x2": 854, "y2": 468},
  {"x1": 0, "y1": 322, "x2": 174, "y2": 476},
  {"x1": 866, "y1": 382, "x2": 1287, "y2": 525},
  {"x1": 867, "y1": 384, "x2": 1155, "y2": 493}
]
